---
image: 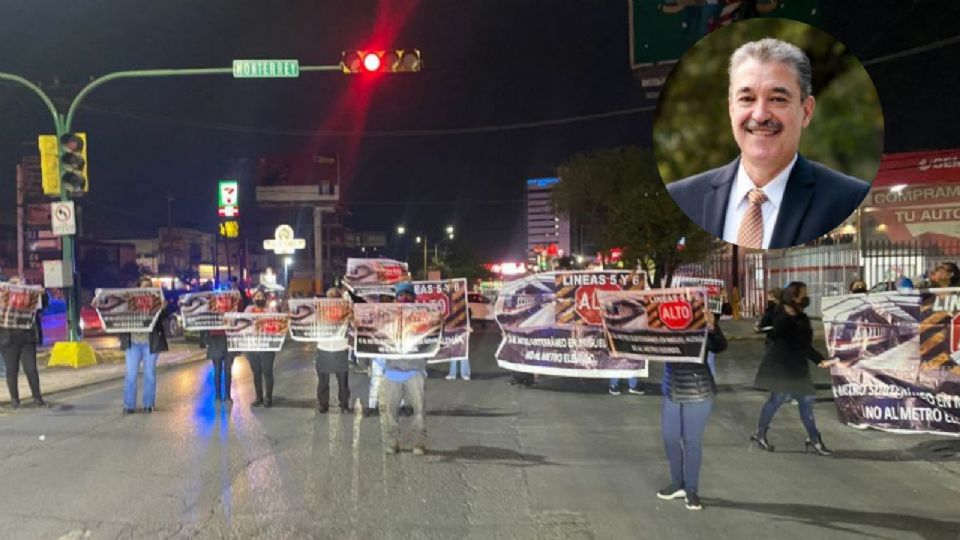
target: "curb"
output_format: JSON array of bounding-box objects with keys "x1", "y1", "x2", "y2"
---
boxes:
[{"x1": 0, "y1": 349, "x2": 208, "y2": 406}]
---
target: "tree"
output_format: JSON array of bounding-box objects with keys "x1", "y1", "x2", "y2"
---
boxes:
[{"x1": 554, "y1": 146, "x2": 720, "y2": 287}]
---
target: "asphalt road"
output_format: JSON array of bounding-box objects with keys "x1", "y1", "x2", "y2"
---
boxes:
[{"x1": 0, "y1": 326, "x2": 958, "y2": 539}]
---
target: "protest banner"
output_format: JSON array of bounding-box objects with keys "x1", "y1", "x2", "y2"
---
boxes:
[
  {"x1": 342, "y1": 258, "x2": 412, "y2": 291},
  {"x1": 671, "y1": 276, "x2": 725, "y2": 314},
  {"x1": 413, "y1": 278, "x2": 469, "y2": 363},
  {"x1": 91, "y1": 288, "x2": 164, "y2": 333},
  {"x1": 494, "y1": 271, "x2": 649, "y2": 378},
  {"x1": 599, "y1": 287, "x2": 708, "y2": 363},
  {"x1": 822, "y1": 289, "x2": 960, "y2": 435},
  {"x1": 353, "y1": 303, "x2": 444, "y2": 359},
  {"x1": 179, "y1": 291, "x2": 243, "y2": 331},
  {"x1": 0, "y1": 282, "x2": 43, "y2": 330},
  {"x1": 288, "y1": 297, "x2": 352, "y2": 343},
  {"x1": 225, "y1": 312, "x2": 290, "y2": 352}
]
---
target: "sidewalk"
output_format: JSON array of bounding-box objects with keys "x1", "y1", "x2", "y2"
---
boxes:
[{"x1": 0, "y1": 341, "x2": 206, "y2": 405}]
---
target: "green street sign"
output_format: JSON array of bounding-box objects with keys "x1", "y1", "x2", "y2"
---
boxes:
[{"x1": 232, "y1": 59, "x2": 300, "y2": 78}]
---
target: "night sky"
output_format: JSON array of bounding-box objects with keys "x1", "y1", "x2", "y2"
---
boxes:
[{"x1": 1, "y1": 1, "x2": 959, "y2": 261}]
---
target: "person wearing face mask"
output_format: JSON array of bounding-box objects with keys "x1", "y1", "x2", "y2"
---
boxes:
[
  {"x1": 750, "y1": 281, "x2": 834, "y2": 456},
  {"x1": 245, "y1": 287, "x2": 277, "y2": 407}
]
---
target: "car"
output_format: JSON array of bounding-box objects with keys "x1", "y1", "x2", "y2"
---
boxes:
[
  {"x1": 79, "y1": 305, "x2": 105, "y2": 337},
  {"x1": 468, "y1": 292, "x2": 494, "y2": 325}
]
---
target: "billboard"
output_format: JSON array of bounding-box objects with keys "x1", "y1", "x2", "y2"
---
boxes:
[{"x1": 256, "y1": 154, "x2": 340, "y2": 203}]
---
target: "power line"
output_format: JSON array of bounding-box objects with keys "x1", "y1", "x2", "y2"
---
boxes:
[
  {"x1": 862, "y1": 34, "x2": 960, "y2": 66},
  {"x1": 78, "y1": 103, "x2": 654, "y2": 138}
]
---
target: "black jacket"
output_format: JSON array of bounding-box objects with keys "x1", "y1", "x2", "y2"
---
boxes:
[
  {"x1": 662, "y1": 324, "x2": 728, "y2": 403},
  {"x1": 119, "y1": 310, "x2": 169, "y2": 354},
  {"x1": 753, "y1": 309, "x2": 824, "y2": 395}
]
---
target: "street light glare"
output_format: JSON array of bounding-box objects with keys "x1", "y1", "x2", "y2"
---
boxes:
[
  {"x1": 445, "y1": 225, "x2": 454, "y2": 234},
  {"x1": 397, "y1": 226, "x2": 406, "y2": 235},
  {"x1": 284, "y1": 257, "x2": 293, "y2": 265},
  {"x1": 416, "y1": 236, "x2": 422, "y2": 244}
]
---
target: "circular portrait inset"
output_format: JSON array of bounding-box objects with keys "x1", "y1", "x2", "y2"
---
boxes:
[{"x1": 654, "y1": 18, "x2": 883, "y2": 250}]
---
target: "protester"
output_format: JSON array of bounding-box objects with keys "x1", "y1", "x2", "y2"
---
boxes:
[
  {"x1": 381, "y1": 281, "x2": 428, "y2": 455},
  {"x1": 930, "y1": 262, "x2": 960, "y2": 287},
  {"x1": 245, "y1": 287, "x2": 277, "y2": 407},
  {"x1": 202, "y1": 281, "x2": 241, "y2": 405},
  {"x1": 446, "y1": 357, "x2": 471, "y2": 381},
  {"x1": 0, "y1": 276, "x2": 47, "y2": 408},
  {"x1": 118, "y1": 276, "x2": 168, "y2": 414},
  {"x1": 315, "y1": 287, "x2": 351, "y2": 413},
  {"x1": 608, "y1": 377, "x2": 643, "y2": 396},
  {"x1": 657, "y1": 310, "x2": 727, "y2": 511},
  {"x1": 750, "y1": 282, "x2": 834, "y2": 456},
  {"x1": 754, "y1": 288, "x2": 780, "y2": 348},
  {"x1": 848, "y1": 279, "x2": 867, "y2": 294}
]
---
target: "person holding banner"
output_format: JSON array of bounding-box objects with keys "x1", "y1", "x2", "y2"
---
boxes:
[
  {"x1": 750, "y1": 282, "x2": 833, "y2": 456},
  {"x1": 930, "y1": 262, "x2": 959, "y2": 288},
  {"x1": 246, "y1": 288, "x2": 278, "y2": 407},
  {"x1": 118, "y1": 276, "x2": 169, "y2": 414},
  {"x1": 656, "y1": 310, "x2": 727, "y2": 511},
  {"x1": 381, "y1": 282, "x2": 429, "y2": 456},
  {"x1": 315, "y1": 287, "x2": 351, "y2": 414},
  {"x1": 0, "y1": 276, "x2": 47, "y2": 408}
]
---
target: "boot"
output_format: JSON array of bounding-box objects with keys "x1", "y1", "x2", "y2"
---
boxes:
[
  {"x1": 750, "y1": 429, "x2": 775, "y2": 452},
  {"x1": 805, "y1": 434, "x2": 833, "y2": 456}
]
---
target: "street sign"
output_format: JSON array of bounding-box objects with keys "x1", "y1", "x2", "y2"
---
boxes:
[
  {"x1": 50, "y1": 201, "x2": 76, "y2": 236},
  {"x1": 232, "y1": 59, "x2": 299, "y2": 78},
  {"x1": 264, "y1": 224, "x2": 305, "y2": 255},
  {"x1": 218, "y1": 180, "x2": 239, "y2": 218}
]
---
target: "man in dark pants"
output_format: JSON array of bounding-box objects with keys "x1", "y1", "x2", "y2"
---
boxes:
[
  {"x1": 0, "y1": 276, "x2": 46, "y2": 408},
  {"x1": 315, "y1": 288, "x2": 351, "y2": 413},
  {"x1": 205, "y1": 329, "x2": 235, "y2": 404}
]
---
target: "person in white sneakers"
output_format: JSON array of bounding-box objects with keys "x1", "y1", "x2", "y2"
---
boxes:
[{"x1": 446, "y1": 358, "x2": 471, "y2": 381}]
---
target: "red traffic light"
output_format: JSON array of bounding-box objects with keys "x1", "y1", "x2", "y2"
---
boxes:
[{"x1": 362, "y1": 52, "x2": 381, "y2": 72}]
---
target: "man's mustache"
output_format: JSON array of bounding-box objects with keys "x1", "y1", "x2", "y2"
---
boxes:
[{"x1": 742, "y1": 119, "x2": 783, "y2": 132}]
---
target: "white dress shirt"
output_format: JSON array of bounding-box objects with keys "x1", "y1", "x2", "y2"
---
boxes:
[{"x1": 722, "y1": 154, "x2": 797, "y2": 248}]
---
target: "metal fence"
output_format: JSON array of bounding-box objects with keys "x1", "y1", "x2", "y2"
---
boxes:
[{"x1": 678, "y1": 239, "x2": 960, "y2": 318}]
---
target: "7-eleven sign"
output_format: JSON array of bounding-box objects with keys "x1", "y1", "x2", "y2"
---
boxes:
[{"x1": 218, "y1": 180, "x2": 239, "y2": 217}]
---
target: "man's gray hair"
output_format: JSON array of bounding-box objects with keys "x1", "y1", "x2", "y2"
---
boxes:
[{"x1": 729, "y1": 38, "x2": 812, "y2": 101}]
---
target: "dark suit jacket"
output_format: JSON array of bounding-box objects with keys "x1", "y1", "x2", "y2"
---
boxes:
[{"x1": 666, "y1": 155, "x2": 870, "y2": 248}]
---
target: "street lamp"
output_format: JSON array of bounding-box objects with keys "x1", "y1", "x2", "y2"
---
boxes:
[{"x1": 398, "y1": 225, "x2": 454, "y2": 280}]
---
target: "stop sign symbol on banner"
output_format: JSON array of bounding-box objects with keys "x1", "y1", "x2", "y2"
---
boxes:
[
  {"x1": 418, "y1": 292, "x2": 450, "y2": 317},
  {"x1": 951, "y1": 313, "x2": 960, "y2": 354},
  {"x1": 659, "y1": 298, "x2": 694, "y2": 330},
  {"x1": 575, "y1": 284, "x2": 621, "y2": 326}
]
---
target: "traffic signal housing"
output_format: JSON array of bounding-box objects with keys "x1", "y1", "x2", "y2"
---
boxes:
[
  {"x1": 60, "y1": 132, "x2": 88, "y2": 196},
  {"x1": 341, "y1": 49, "x2": 422, "y2": 74}
]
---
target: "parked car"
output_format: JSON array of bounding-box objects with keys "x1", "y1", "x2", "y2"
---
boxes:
[
  {"x1": 468, "y1": 292, "x2": 494, "y2": 325},
  {"x1": 79, "y1": 305, "x2": 105, "y2": 337}
]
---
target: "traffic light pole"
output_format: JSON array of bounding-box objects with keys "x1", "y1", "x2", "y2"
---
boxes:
[{"x1": 2, "y1": 63, "x2": 343, "y2": 344}]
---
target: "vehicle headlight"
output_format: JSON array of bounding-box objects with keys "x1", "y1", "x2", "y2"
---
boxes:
[{"x1": 79, "y1": 319, "x2": 86, "y2": 330}]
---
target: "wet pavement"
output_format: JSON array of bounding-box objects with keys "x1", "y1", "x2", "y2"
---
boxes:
[{"x1": 0, "y1": 326, "x2": 958, "y2": 539}]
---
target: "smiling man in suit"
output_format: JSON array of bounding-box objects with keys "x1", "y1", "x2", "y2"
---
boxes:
[{"x1": 666, "y1": 38, "x2": 870, "y2": 249}]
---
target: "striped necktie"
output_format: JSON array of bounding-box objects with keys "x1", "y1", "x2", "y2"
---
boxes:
[{"x1": 736, "y1": 188, "x2": 768, "y2": 248}]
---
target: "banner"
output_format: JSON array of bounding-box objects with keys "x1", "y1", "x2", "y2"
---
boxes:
[
  {"x1": 342, "y1": 258, "x2": 412, "y2": 291},
  {"x1": 225, "y1": 312, "x2": 290, "y2": 352},
  {"x1": 413, "y1": 278, "x2": 469, "y2": 363},
  {"x1": 599, "y1": 288, "x2": 708, "y2": 363},
  {"x1": 353, "y1": 303, "x2": 444, "y2": 359},
  {"x1": 671, "y1": 276, "x2": 724, "y2": 314},
  {"x1": 91, "y1": 288, "x2": 164, "y2": 333},
  {"x1": 288, "y1": 298, "x2": 352, "y2": 343},
  {"x1": 822, "y1": 289, "x2": 960, "y2": 435},
  {"x1": 494, "y1": 271, "x2": 649, "y2": 378},
  {"x1": 179, "y1": 291, "x2": 243, "y2": 331},
  {"x1": 0, "y1": 283, "x2": 43, "y2": 330}
]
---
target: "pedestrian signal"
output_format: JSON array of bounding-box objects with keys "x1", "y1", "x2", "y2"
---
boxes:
[{"x1": 341, "y1": 49, "x2": 422, "y2": 73}]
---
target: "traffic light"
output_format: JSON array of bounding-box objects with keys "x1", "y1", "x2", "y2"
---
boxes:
[
  {"x1": 59, "y1": 132, "x2": 88, "y2": 196},
  {"x1": 38, "y1": 135, "x2": 60, "y2": 196},
  {"x1": 341, "y1": 49, "x2": 422, "y2": 73}
]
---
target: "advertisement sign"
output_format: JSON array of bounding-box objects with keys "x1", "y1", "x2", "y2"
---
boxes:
[
  {"x1": 599, "y1": 288, "x2": 709, "y2": 363},
  {"x1": 256, "y1": 154, "x2": 339, "y2": 203},
  {"x1": 494, "y1": 271, "x2": 648, "y2": 378},
  {"x1": 822, "y1": 290, "x2": 960, "y2": 435},
  {"x1": 91, "y1": 288, "x2": 164, "y2": 333}
]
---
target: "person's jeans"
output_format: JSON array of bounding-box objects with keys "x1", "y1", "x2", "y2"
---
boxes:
[
  {"x1": 124, "y1": 342, "x2": 158, "y2": 409},
  {"x1": 247, "y1": 352, "x2": 275, "y2": 402},
  {"x1": 447, "y1": 359, "x2": 471, "y2": 378},
  {"x1": 661, "y1": 397, "x2": 713, "y2": 494},
  {"x1": 380, "y1": 372, "x2": 426, "y2": 447},
  {"x1": 211, "y1": 354, "x2": 234, "y2": 400},
  {"x1": 757, "y1": 392, "x2": 820, "y2": 440},
  {"x1": 610, "y1": 377, "x2": 637, "y2": 390}
]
